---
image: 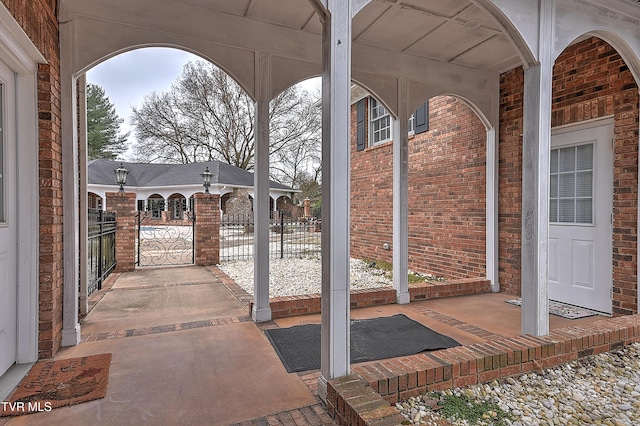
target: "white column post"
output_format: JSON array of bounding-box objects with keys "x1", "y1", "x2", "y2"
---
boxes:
[
  {"x1": 393, "y1": 77, "x2": 410, "y2": 304},
  {"x1": 521, "y1": 0, "x2": 554, "y2": 336},
  {"x1": 60, "y1": 21, "x2": 81, "y2": 346},
  {"x1": 317, "y1": 0, "x2": 353, "y2": 401},
  {"x1": 252, "y1": 50, "x2": 272, "y2": 322},
  {"x1": 486, "y1": 127, "x2": 500, "y2": 292},
  {"x1": 78, "y1": 74, "x2": 89, "y2": 316}
]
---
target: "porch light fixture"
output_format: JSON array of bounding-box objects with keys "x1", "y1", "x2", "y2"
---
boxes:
[
  {"x1": 114, "y1": 163, "x2": 129, "y2": 192},
  {"x1": 201, "y1": 166, "x2": 212, "y2": 194}
]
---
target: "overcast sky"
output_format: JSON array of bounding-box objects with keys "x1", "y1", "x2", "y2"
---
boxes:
[
  {"x1": 86, "y1": 47, "x2": 200, "y2": 150},
  {"x1": 86, "y1": 47, "x2": 319, "y2": 160}
]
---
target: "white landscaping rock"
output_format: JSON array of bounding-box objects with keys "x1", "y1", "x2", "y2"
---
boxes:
[{"x1": 217, "y1": 257, "x2": 392, "y2": 297}]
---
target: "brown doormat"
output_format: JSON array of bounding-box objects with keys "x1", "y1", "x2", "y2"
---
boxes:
[{"x1": 1, "y1": 353, "x2": 112, "y2": 416}]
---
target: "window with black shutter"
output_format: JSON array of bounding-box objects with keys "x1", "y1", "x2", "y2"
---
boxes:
[
  {"x1": 414, "y1": 101, "x2": 429, "y2": 134},
  {"x1": 356, "y1": 98, "x2": 366, "y2": 151}
]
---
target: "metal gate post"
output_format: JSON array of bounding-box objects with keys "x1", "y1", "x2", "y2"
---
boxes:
[
  {"x1": 280, "y1": 211, "x2": 284, "y2": 259},
  {"x1": 98, "y1": 210, "x2": 103, "y2": 290},
  {"x1": 136, "y1": 211, "x2": 141, "y2": 266},
  {"x1": 191, "y1": 211, "x2": 196, "y2": 264}
]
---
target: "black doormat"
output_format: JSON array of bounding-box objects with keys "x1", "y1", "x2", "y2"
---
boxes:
[{"x1": 265, "y1": 314, "x2": 460, "y2": 373}]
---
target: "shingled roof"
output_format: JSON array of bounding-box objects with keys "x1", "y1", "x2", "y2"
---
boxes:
[{"x1": 88, "y1": 159, "x2": 294, "y2": 191}]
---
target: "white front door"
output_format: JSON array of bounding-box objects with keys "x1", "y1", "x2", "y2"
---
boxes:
[
  {"x1": 548, "y1": 122, "x2": 613, "y2": 314},
  {"x1": 0, "y1": 59, "x2": 17, "y2": 376}
]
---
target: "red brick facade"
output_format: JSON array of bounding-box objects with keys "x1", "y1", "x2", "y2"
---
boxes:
[
  {"x1": 499, "y1": 37, "x2": 639, "y2": 315},
  {"x1": 194, "y1": 194, "x2": 221, "y2": 266},
  {"x1": 350, "y1": 37, "x2": 639, "y2": 316},
  {"x1": 106, "y1": 192, "x2": 138, "y2": 273},
  {"x1": 350, "y1": 95, "x2": 487, "y2": 279},
  {"x1": 1, "y1": 0, "x2": 63, "y2": 359}
]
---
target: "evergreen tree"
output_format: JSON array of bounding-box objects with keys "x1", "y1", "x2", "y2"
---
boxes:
[{"x1": 86, "y1": 83, "x2": 129, "y2": 160}]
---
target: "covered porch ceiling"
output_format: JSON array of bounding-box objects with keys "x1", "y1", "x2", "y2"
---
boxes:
[{"x1": 58, "y1": 0, "x2": 533, "y2": 121}]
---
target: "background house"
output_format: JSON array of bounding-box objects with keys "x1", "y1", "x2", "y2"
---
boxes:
[{"x1": 87, "y1": 159, "x2": 299, "y2": 220}]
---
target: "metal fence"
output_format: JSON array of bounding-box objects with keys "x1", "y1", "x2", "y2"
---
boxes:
[
  {"x1": 136, "y1": 211, "x2": 195, "y2": 267},
  {"x1": 88, "y1": 208, "x2": 117, "y2": 296},
  {"x1": 220, "y1": 211, "x2": 321, "y2": 261}
]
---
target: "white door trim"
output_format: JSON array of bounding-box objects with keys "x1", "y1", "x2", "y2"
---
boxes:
[
  {"x1": 551, "y1": 116, "x2": 614, "y2": 135},
  {"x1": 0, "y1": 2, "x2": 45, "y2": 376},
  {"x1": 550, "y1": 117, "x2": 614, "y2": 314}
]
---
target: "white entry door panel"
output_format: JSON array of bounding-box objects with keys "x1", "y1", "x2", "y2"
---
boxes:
[
  {"x1": 0, "y1": 59, "x2": 17, "y2": 377},
  {"x1": 548, "y1": 123, "x2": 613, "y2": 314}
]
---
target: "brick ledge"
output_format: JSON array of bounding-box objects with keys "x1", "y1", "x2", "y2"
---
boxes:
[
  {"x1": 326, "y1": 314, "x2": 640, "y2": 425},
  {"x1": 248, "y1": 277, "x2": 490, "y2": 319}
]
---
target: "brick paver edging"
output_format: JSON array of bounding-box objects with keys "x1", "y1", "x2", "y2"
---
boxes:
[
  {"x1": 231, "y1": 403, "x2": 336, "y2": 426},
  {"x1": 326, "y1": 314, "x2": 640, "y2": 425},
  {"x1": 209, "y1": 265, "x2": 490, "y2": 319},
  {"x1": 81, "y1": 316, "x2": 252, "y2": 342}
]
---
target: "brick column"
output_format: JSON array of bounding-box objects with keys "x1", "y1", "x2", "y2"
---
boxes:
[
  {"x1": 106, "y1": 192, "x2": 137, "y2": 272},
  {"x1": 194, "y1": 193, "x2": 220, "y2": 266},
  {"x1": 303, "y1": 198, "x2": 311, "y2": 218}
]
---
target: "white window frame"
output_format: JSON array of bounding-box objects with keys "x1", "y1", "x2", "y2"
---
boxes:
[
  {"x1": 549, "y1": 143, "x2": 594, "y2": 225},
  {"x1": 173, "y1": 197, "x2": 186, "y2": 219},
  {"x1": 369, "y1": 98, "x2": 392, "y2": 146}
]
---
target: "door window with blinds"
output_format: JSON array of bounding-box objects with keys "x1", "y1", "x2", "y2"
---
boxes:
[{"x1": 549, "y1": 143, "x2": 593, "y2": 224}]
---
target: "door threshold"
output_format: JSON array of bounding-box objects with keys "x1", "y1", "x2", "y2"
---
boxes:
[{"x1": 0, "y1": 362, "x2": 33, "y2": 401}]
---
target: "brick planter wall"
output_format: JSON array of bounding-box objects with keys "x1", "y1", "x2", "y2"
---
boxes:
[
  {"x1": 210, "y1": 264, "x2": 491, "y2": 320},
  {"x1": 499, "y1": 37, "x2": 639, "y2": 314},
  {"x1": 194, "y1": 193, "x2": 220, "y2": 266},
  {"x1": 350, "y1": 95, "x2": 487, "y2": 280},
  {"x1": 253, "y1": 279, "x2": 490, "y2": 319},
  {"x1": 106, "y1": 192, "x2": 137, "y2": 273}
]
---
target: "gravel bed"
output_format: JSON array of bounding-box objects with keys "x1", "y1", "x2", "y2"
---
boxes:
[
  {"x1": 399, "y1": 342, "x2": 640, "y2": 425},
  {"x1": 217, "y1": 256, "x2": 392, "y2": 297}
]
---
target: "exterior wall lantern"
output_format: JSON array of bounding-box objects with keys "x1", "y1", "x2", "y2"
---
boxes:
[
  {"x1": 114, "y1": 163, "x2": 129, "y2": 193},
  {"x1": 201, "y1": 166, "x2": 212, "y2": 194}
]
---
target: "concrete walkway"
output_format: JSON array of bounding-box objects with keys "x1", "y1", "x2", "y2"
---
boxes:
[
  {"x1": 2, "y1": 266, "x2": 605, "y2": 425},
  {"x1": 5, "y1": 267, "x2": 324, "y2": 426}
]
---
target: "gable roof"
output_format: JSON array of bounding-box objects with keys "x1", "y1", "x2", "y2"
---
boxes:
[{"x1": 88, "y1": 159, "x2": 294, "y2": 191}]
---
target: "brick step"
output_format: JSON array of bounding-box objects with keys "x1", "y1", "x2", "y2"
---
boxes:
[{"x1": 325, "y1": 314, "x2": 640, "y2": 425}]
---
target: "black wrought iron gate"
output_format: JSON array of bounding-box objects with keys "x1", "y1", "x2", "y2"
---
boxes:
[
  {"x1": 136, "y1": 211, "x2": 195, "y2": 266},
  {"x1": 88, "y1": 209, "x2": 117, "y2": 295}
]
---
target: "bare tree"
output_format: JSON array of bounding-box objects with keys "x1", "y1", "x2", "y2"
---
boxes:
[{"x1": 130, "y1": 61, "x2": 321, "y2": 187}]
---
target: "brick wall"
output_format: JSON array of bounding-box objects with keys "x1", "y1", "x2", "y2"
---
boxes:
[
  {"x1": 194, "y1": 194, "x2": 220, "y2": 265},
  {"x1": 499, "y1": 37, "x2": 639, "y2": 315},
  {"x1": 498, "y1": 68, "x2": 525, "y2": 295},
  {"x1": 106, "y1": 192, "x2": 137, "y2": 273},
  {"x1": 1, "y1": 0, "x2": 63, "y2": 358},
  {"x1": 350, "y1": 96, "x2": 487, "y2": 279}
]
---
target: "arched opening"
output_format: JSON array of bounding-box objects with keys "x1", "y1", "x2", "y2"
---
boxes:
[
  {"x1": 220, "y1": 192, "x2": 232, "y2": 214},
  {"x1": 276, "y1": 195, "x2": 293, "y2": 211},
  {"x1": 88, "y1": 192, "x2": 103, "y2": 210},
  {"x1": 146, "y1": 194, "x2": 165, "y2": 220},
  {"x1": 498, "y1": 35, "x2": 639, "y2": 316},
  {"x1": 349, "y1": 88, "x2": 488, "y2": 281},
  {"x1": 167, "y1": 193, "x2": 188, "y2": 221}
]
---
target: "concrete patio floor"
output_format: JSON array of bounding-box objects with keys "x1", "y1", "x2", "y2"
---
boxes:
[{"x1": 2, "y1": 266, "x2": 605, "y2": 425}]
